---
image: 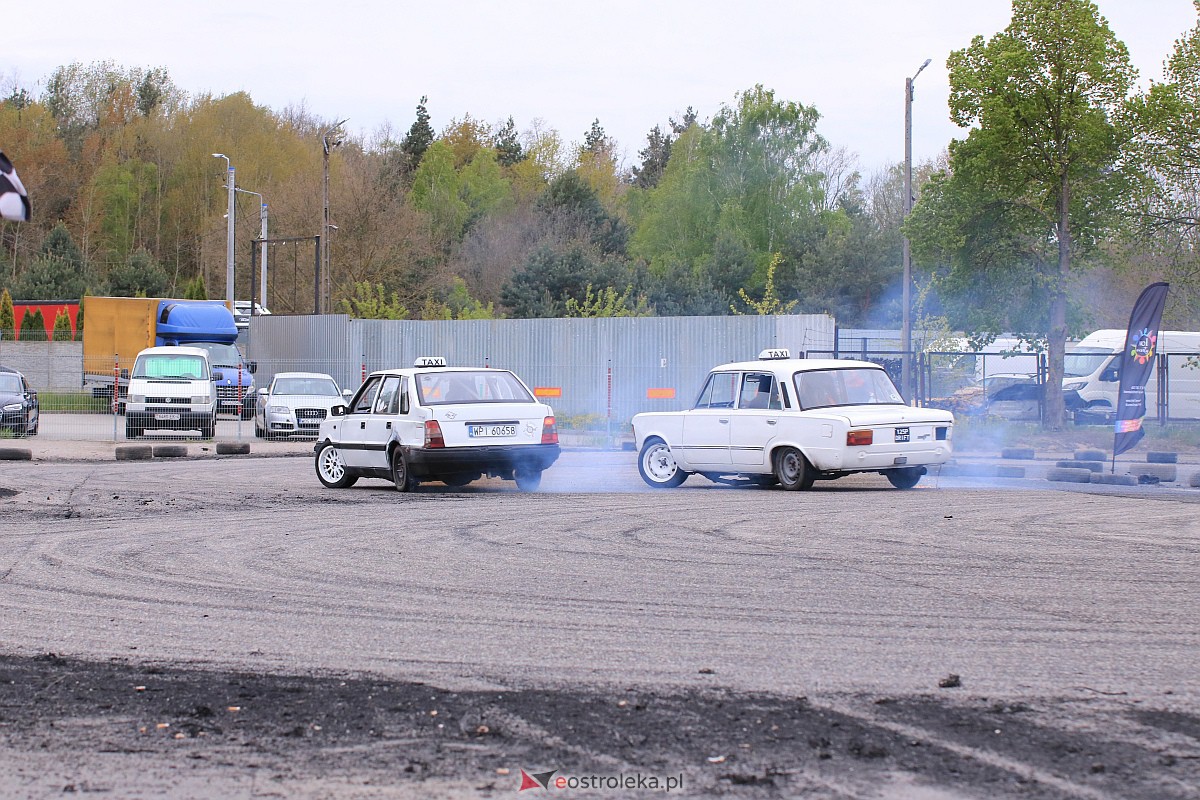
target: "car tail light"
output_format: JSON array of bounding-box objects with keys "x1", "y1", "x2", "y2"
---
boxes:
[
  {"x1": 541, "y1": 416, "x2": 558, "y2": 445},
  {"x1": 424, "y1": 419, "x2": 445, "y2": 448},
  {"x1": 846, "y1": 429, "x2": 873, "y2": 446}
]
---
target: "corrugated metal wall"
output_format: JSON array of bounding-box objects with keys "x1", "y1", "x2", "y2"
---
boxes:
[{"x1": 242, "y1": 314, "x2": 835, "y2": 425}]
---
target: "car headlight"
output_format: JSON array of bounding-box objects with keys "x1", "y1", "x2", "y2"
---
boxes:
[
  {"x1": 268, "y1": 405, "x2": 290, "y2": 414},
  {"x1": 1063, "y1": 380, "x2": 1086, "y2": 391},
  {"x1": 2, "y1": 402, "x2": 21, "y2": 412},
  {"x1": 128, "y1": 393, "x2": 144, "y2": 404},
  {"x1": 192, "y1": 394, "x2": 211, "y2": 404}
]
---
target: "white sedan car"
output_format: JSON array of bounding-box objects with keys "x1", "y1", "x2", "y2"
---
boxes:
[
  {"x1": 313, "y1": 357, "x2": 560, "y2": 492},
  {"x1": 255, "y1": 372, "x2": 349, "y2": 439},
  {"x1": 632, "y1": 350, "x2": 954, "y2": 490}
]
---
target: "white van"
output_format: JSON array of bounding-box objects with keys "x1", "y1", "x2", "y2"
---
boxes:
[
  {"x1": 1064, "y1": 330, "x2": 1200, "y2": 420},
  {"x1": 124, "y1": 346, "x2": 218, "y2": 438}
]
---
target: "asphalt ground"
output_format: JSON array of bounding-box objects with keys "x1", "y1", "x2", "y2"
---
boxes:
[{"x1": 0, "y1": 448, "x2": 1198, "y2": 798}]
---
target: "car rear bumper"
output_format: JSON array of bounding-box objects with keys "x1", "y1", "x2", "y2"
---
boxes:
[{"x1": 406, "y1": 443, "x2": 561, "y2": 477}]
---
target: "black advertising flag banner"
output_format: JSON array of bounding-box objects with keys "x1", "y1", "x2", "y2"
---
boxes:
[{"x1": 1113, "y1": 282, "x2": 1169, "y2": 458}]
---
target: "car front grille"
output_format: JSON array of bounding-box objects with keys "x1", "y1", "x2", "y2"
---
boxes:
[
  {"x1": 216, "y1": 386, "x2": 251, "y2": 402},
  {"x1": 295, "y1": 408, "x2": 327, "y2": 420},
  {"x1": 146, "y1": 397, "x2": 191, "y2": 405}
]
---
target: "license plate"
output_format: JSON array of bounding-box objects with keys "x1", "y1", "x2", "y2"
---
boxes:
[
  {"x1": 895, "y1": 426, "x2": 910, "y2": 443},
  {"x1": 468, "y1": 423, "x2": 517, "y2": 438},
  {"x1": 155, "y1": 413, "x2": 181, "y2": 421}
]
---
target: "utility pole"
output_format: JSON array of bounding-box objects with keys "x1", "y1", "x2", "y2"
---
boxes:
[
  {"x1": 901, "y1": 58, "x2": 931, "y2": 404},
  {"x1": 212, "y1": 154, "x2": 236, "y2": 304},
  {"x1": 236, "y1": 187, "x2": 269, "y2": 308},
  {"x1": 321, "y1": 119, "x2": 347, "y2": 315}
]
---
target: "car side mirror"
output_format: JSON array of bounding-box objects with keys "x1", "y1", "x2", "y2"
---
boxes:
[
  {"x1": 247, "y1": 360, "x2": 258, "y2": 375},
  {"x1": 1100, "y1": 367, "x2": 1119, "y2": 382},
  {"x1": 258, "y1": 387, "x2": 268, "y2": 396},
  {"x1": 330, "y1": 404, "x2": 347, "y2": 417}
]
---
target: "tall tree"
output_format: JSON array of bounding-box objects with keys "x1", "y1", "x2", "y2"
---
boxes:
[
  {"x1": 909, "y1": 0, "x2": 1137, "y2": 428},
  {"x1": 492, "y1": 116, "x2": 525, "y2": 167},
  {"x1": 400, "y1": 96, "x2": 434, "y2": 174}
]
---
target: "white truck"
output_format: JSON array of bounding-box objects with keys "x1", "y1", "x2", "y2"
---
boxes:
[
  {"x1": 124, "y1": 346, "x2": 218, "y2": 439},
  {"x1": 1064, "y1": 330, "x2": 1200, "y2": 420}
]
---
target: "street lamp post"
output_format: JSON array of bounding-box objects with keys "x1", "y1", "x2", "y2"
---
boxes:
[
  {"x1": 235, "y1": 187, "x2": 268, "y2": 308},
  {"x1": 320, "y1": 119, "x2": 347, "y2": 315},
  {"x1": 901, "y1": 58, "x2": 931, "y2": 405},
  {"x1": 211, "y1": 153, "x2": 236, "y2": 304}
]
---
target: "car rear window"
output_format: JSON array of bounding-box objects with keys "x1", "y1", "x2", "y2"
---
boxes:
[{"x1": 416, "y1": 371, "x2": 534, "y2": 405}]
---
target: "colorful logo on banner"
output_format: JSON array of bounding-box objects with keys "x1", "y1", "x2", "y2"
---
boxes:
[{"x1": 1127, "y1": 328, "x2": 1157, "y2": 365}]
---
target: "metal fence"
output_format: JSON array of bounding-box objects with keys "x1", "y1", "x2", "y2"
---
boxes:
[{"x1": 1, "y1": 315, "x2": 837, "y2": 442}]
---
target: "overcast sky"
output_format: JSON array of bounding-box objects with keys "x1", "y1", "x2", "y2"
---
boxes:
[{"x1": 7, "y1": 0, "x2": 1198, "y2": 175}]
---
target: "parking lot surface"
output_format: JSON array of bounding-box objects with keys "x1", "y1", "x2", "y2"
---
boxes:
[{"x1": 1, "y1": 450, "x2": 1197, "y2": 798}]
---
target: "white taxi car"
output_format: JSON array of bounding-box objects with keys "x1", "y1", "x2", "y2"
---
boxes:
[
  {"x1": 632, "y1": 349, "x2": 954, "y2": 490},
  {"x1": 314, "y1": 357, "x2": 560, "y2": 492}
]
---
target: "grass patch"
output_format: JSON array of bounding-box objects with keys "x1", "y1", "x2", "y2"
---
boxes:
[{"x1": 35, "y1": 391, "x2": 110, "y2": 413}]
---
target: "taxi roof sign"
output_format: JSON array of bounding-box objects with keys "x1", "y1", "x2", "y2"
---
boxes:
[
  {"x1": 413, "y1": 356, "x2": 447, "y2": 368},
  {"x1": 757, "y1": 348, "x2": 791, "y2": 360}
]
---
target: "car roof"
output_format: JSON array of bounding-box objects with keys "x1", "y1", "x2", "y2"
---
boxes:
[
  {"x1": 136, "y1": 345, "x2": 208, "y2": 357},
  {"x1": 710, "y1": 357, "x2": 882, "y2": 373},
  {"x1": 272, "y1": 371, "x2": 336, "y2": 380},
  {"x1": 367, "y1": 365, "x2": 515, "y2": 378},
  {"x1": 0, "y1": 364, "x2": 22, "y2": 375}
]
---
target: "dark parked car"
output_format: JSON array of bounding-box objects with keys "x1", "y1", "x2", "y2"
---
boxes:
[{"x1": 0, "y1": 365, "x2": 39, "y2": 437}]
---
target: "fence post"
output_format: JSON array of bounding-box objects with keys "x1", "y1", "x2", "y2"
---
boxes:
[
  {"x1": 606, "y1": 360, "x2": 613, "y2": 448},
  {"x1": 112, "y1": 354, "x2": 120, "y2": 440}
]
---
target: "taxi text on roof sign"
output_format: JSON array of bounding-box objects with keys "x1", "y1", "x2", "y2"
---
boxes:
[
  {"x1": 413, "y1": 356, "x2": 447, "y2": 368},
  {"x1": 758, "y1": 348, "x2": 791, "y2": 360}
]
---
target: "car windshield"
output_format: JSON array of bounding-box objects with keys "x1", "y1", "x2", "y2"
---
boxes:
[
  {"x1": 1063, "y1": 349, "x2": 1112, "y2": 378},
  {"x1": 191, "y1": 342, "x2": 243, "y2": 368},
  {"x1": 793, "y1": 367, "x2": 904, "y2": 409},
  {"x1": 133, "y1": 354, "x2": 207, "y2": 380},
  {"x1": 0, "y1": 374, "x2": 22, "y2": 392},
  {"x1": 273, "y1": 377, "x2": 340, "y2": 396},
  {"x1": 416, "y1": 370, "x2": 534, "y2": 405}
]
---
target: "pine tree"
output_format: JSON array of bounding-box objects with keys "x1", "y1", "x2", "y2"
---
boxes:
[
  {"x1": 19, "y1": 308, "x2": 46, "y2": 341},
  {"x1": 52, "y1": 309, "x2": 74, "y2": 341},
  {"x1": 493, "y1": 116, "x2": 524, "y2": 166},
  {"x1": 76, "y1": 292, "x2": 86, "y2": 337},
  {"x1": 400, "y1": 96, "x2": 434, "y2": 172},
  {"x1": 0, "y1": 289, "x2": 14, "y2": 339}
]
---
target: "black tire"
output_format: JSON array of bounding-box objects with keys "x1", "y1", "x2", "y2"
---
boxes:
[
  {"x1": 442, "y1": 474, "x2": 475, "y2": 488},
  {"x1": 125, "y1": 421, "x2": 142, "y2": 439},
  {"x1": 514, "y1": 467, "x2": 542, "y2": 492},
  {"x1": 638, "y1": 438, "x2": 687, "y2": 488},
  {"x1": 391, "y1": 448, "x2": 416, "y2": 492},
  {"x1": 886, "y1": 467, "x2": 923, "y2": 490},
  {"x1": 200, "y1": 418, "x2": 216, "y2": 439},
  {"x1": 254, "y1": 422, "x2": 264, "y2": 439},
  {"x1": 773, "y1": 446, "x2": 814, "y2": 491},
  {"x1": 315, "y1": 441, "x2": 357, "y2": 488}
]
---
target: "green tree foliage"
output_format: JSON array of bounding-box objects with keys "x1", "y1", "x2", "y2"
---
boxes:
[
  {"x1": 731, "y1": 254, "x2": 798, "y2": 315},
  {"x1": 632, "y1": 124, "x2": 673, "y2": 190},
  {"x1": 501, "y1": 245, "x2": 630, "y2": 318},
  {"x1": 564, "y1": 284, "x2": 651, "y2": 317},
  {"x1": 410, "y1": 140, "x2": 468, "y2": 249},
  {"x1": 0, "y1": 289, "x2": 15, "y2": 336},
  {"x1": 908, "y1": 0, "x2": 1137, "y2": 428},
  {"x1": 13, "y1": 223, "x2": 95, "y2": 300},
  {"x1": 91, "y1": 158, "x2": 159, "y2": 259},
  {"x1": 400, "y1": 96, "x2": 435, "y2": 173},
  {"x1": 52, "y1": 309, "x2": 73, "y2": 341},
  {"x1": 493, "y1": 116, "x2": 524, "y2": 166},
  {"x1": 76, "y1": 291, "x2": 86, "y2": 336},
  {"x1": 339, "y1": 281, "x2": 410, "y2": 319},
  {"x1": 18, "y1": 307, "x2": 46, "y2": 341},
  {"x1": 107, "y1": 249, "x2": 171, "y2": 297},
  {"x1": 1125, "y1": 3, "x2": 1200, "y2": 312},
  {"x1": 631, "y1": 87, "x2": 826, "y2": 315},
  {"x1": 183, "y1": 274, "x2": 208, "y2": 300}
]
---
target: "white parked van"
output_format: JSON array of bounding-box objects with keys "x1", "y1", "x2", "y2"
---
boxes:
[
  {"x1": 1064, "y1": 330, "x2": 1200, "y2": 420},
  {"x1": 124, "y1": 346, "x2": 218, "y2": 438}
]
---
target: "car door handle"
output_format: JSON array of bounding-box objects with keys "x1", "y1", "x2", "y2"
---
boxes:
[
  {"x1": 360, "y1": 421, "x2": 366, "y2": 430},
  {"x1": 718, "y1": 418, "x2": 729, "y2": 424},
  {"x1": 386, "y1": 421, "x2": 392, "y2": 429},
  {"x1": 766, "y1": 419, "x2": 777, "y2": 425}
]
